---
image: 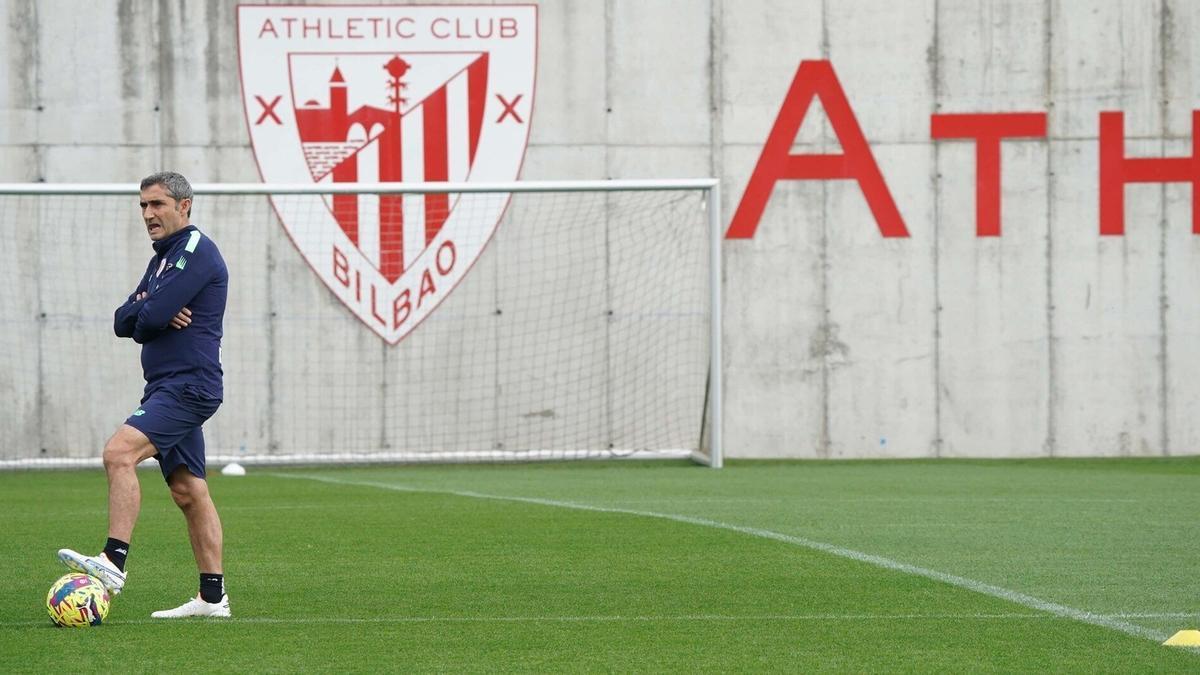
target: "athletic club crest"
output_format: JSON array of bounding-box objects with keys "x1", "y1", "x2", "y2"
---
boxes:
[{"x1": 237, "y1": 5, "x2": 537, "y2": 343}]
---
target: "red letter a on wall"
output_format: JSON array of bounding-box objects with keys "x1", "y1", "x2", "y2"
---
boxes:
[{"x1": 726, "y1": 60, "x2": 909, "y2": 239}]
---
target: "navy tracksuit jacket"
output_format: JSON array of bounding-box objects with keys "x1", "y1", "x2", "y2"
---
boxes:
[{"x1": 113, "y1": 225, "x2": 228, "y2": 400}]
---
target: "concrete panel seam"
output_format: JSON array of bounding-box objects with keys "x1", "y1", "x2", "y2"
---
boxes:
[
  {"x1": 931, "y1": 0, "x2": 943, "y2": 458},
  {"x1": 1157, "y1": 0, "x2": 1169, "y2": 456},
  {"x1": 1044, "y1": 0, "x2": 1057, "y2": 457},
  {"x1": 819, "y1": 0, "x2": 831, "y2": 458}
]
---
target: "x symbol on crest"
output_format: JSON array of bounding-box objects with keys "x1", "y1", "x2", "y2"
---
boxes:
[
  {"x1": 495, "y1": 94, "x2": 524, "y2": 124},
  {"x1": 255, "y1": 95, "x2": 283, "y2": 125}
]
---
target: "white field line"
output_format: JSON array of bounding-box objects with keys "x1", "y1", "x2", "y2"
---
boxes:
[
  {"x1": 271, "y1": 473, "x2": 1173, "y2": 643},
  {"x1": 608, "y1": 497, "x2": 1150, "y2": 504},
  {"x1": 4, "y1": 613, "x2": 1197, "y2": 629}
]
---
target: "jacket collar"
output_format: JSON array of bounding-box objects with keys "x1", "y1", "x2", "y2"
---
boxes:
[{"x1": 152, "y1": 225, "x2": 197, "y2": 256}]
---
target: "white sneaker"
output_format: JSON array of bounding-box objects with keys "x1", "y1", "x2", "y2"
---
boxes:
[
  {"x1": 58, "y1": 549, "x2": 126, "y2": 595},
  {"x1": 151, "y1": 594, "x2": 231, "y2": 619}
]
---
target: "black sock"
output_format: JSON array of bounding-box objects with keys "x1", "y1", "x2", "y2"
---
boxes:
[
  {"x1": 102, "y1": 538, "x2": 129, "y2": 572},
  {"x1": 199, "y1": 573, "x2": 224, "y2": 603}
]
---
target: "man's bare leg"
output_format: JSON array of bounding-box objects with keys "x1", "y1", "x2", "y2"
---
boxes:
[
  {"x1": 167, "y1": 467, "x2": 224, "y2": 575},
  {"x1": 150, "y1": 467, "x2": 231, "y2": 618},
  {"x1": 104, "y1": 424, "x2": 160, "y2": 542},
  {"x1": 57, "y1": 424, "x2": 157, "y2": 593}
]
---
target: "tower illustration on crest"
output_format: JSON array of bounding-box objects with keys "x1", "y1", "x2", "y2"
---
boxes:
[{"x1": 294, "y1": 54, "x2": 490, "y2": 282}]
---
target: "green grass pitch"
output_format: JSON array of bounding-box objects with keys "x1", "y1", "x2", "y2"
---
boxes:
[{"x1": 2, "y1": 458, "x2": 1198, "y2": 671}]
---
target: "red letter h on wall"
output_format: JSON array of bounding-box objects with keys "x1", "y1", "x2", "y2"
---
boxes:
[{"x1": 1100, "y1": 111, "x2": 1200, "y2": 235}]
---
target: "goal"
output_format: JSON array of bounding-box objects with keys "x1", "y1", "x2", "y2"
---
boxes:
[{"x1": 0, "y1": 180, "x2": 722, "y2": 468}]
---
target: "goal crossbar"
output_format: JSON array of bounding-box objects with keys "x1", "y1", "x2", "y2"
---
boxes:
[{"x1": 0, "y1": 179, "x2": 719, "y2": 196}]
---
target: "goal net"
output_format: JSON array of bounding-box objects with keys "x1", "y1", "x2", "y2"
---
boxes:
[{"x1": 0, "y1": 181, "x2": 722, "y2": 468}]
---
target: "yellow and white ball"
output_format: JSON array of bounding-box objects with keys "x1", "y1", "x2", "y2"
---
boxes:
[{"x1": 46, "y1": 573, "x2": 110, "y2": 627}]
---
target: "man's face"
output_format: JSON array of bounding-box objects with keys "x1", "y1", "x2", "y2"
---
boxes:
[{"x1": 139, "y1": 184, "x2": 190, "y2": 241}]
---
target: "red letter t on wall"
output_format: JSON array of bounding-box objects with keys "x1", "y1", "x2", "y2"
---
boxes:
[
  {"x1": 930, "y1": 113, "x2": 1047, "y2": 236},
  {"x1": 726, "y1": 60, "x2": 909, "y2": 239}
]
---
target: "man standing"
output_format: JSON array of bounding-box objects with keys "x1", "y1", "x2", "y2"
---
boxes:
[{"x1": 58, "y1": 171, "x2": 232, "y2": 618}]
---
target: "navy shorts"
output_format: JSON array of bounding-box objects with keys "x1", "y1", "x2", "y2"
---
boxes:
[{"x1": 125, "y1": 385, "x2": 221, "y2": 481}]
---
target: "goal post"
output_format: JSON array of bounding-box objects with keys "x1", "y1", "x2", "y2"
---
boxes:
[{"x1": 0, "y1": 180, "x2": 722, "y2": 469}]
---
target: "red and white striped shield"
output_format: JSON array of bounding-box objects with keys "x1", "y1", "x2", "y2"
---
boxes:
[{"x1": 237, "y1": 5, "x2": 537, "y2": 343}]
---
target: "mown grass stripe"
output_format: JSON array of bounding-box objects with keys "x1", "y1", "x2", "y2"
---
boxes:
[
  {"x1": 7, "y1": 611, "x2": 1191, "y2": 628},
  {"x1": 273, "y1": 473, "x2": 1170, "y2": 644}
]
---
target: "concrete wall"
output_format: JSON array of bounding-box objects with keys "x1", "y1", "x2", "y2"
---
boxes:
[{"x1": 1, "y1": 0, "x2": 1198, "y2": 459}]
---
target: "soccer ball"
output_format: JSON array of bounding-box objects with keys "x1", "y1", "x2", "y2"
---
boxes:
[{"x1": 46, "y1": 573, "x2": 110, "y2": 627}]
